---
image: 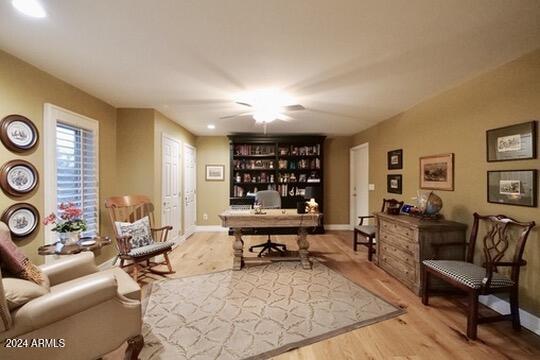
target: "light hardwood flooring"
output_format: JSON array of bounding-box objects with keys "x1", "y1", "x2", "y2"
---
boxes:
[{"x1": 132, "y1": 230, "x2": 540, "y2": 359}]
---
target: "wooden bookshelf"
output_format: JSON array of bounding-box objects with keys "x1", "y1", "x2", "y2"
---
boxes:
[{"x1": 228, "y1": 134, "x2": 325, "y2": 234}]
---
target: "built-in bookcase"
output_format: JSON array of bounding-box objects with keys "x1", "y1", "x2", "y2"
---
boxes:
[{"x1": 228, "y1": 134, "x2": 325, "y2": 234}]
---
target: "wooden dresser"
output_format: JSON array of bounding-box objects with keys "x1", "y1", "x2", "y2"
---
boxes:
[{"x1": 374, "y1": 212, "x2": 467, "y2": 295}]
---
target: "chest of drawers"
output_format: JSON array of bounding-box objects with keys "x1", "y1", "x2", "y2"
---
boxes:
[{"x1": 374, "y1": 212, "x2": 467, "y2": 295}]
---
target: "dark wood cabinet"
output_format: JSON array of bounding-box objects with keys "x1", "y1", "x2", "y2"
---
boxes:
[{"x1": 228, "y1": 134, "x2": 325, "y2": 234}]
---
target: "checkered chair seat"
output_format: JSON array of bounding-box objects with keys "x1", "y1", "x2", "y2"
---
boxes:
[
  {"x1": 423, "y1": 260, "x2": 514, "y2": 289},
  {"x1": 355, "y1": 225, "x2": 377, "y2": 237},
  {"x1": 128, "y1": 242, "x2": 173, "y2": 257}
]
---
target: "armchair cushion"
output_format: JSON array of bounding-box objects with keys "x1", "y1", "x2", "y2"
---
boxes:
[
  {"x1": 354, "y1": 225, "x2": 377, "y2": 237},
  {"x1": 39, "y1": 252, "x2": 98, "y2": 286},
  {"x1": 128, "y1": 241, "x2": 173, "y2": 257},
  {"x1": 423, "y1": 260, "x2": 515, "y2": 289},
  {"x1": 2, "y1": 277, "x2": 48, "y2": 311},
  {"x1": 115, "y1": 216, "x2": 153, "y2": 248}
]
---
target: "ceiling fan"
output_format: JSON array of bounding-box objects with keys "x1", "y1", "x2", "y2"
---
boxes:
[{"x1": 219, "y1": 101, "x2": 305, "y2": 121}]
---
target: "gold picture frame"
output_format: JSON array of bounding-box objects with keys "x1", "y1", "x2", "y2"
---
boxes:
[{"x1": 419, "y1": 153, "x2": 454, "y2": 191}]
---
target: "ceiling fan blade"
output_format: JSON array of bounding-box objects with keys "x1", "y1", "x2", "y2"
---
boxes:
[
  {"x1": 220, "y1": 111, "x2": 253, "y2": 119},
  {"x1": 283, "y1": 104, "x2": 305, "y2": 111},
  {"x1": 235, "y1": 101, "x2": 252, "y2": 107}
]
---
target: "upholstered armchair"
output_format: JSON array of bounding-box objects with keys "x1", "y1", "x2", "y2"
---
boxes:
[{"x1": 0, "y1": 252, "x2": 143, "y2": 360}]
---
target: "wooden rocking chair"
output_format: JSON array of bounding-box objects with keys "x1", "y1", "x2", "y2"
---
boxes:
[{"x1": 105, "y1": 195, "x2": 175, "y2": 281}]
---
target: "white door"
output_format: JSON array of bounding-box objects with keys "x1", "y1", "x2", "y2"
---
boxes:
[
  {"x1": 183, "y1": 144, "x2": 197, "y2": 239},
  {"x1": 350, "y1": 143, "x2": 369, "y2": 227},
  {"x1": 162, "y1": 135, "x2": 181, "y2": 243}
]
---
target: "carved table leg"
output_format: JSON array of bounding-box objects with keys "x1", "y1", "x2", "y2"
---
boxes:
[
  {"x1": 297, "y1": 227, "x2": 311, "y2": 269},
  {"x1": 232, "y1": 228, "x2": 244, "y2": 270}
]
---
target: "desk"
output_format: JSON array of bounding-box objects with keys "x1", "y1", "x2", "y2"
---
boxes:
[{"x1": 218, "y1": 209, "x2": 322, "y2": 270}]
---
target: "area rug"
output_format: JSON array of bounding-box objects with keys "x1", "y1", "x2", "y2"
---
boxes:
[{"x1": 141, "y1": 261, "x2": 404, "y2": 360}]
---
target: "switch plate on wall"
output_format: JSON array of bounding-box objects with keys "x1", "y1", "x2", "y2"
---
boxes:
[
  {"x1": 203, "y1": 213, "x2": 208, "y2": 221},
  {"x1": 368, "y1": 184, "x2": 375, "y2": 191}
]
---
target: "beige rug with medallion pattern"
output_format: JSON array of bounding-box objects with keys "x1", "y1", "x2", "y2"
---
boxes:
[{"x1": 141, "y1": 261, "x2": 404, "y2": 360}]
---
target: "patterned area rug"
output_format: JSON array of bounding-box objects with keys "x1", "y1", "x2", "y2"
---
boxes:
[{"x1": 141, "y1": 261, "x2": 404, "y2": 360}]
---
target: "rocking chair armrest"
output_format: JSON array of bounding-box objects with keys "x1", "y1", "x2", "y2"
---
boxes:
[
  {"x1": 151, "y1": 225, "x2": 172, "y2": 242},
  {"x1": 115, "y1": 235, "x2": 132, "y2": 255}
]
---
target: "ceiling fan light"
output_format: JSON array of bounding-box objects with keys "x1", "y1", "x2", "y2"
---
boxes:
[{"x1": 253, "y1": 110, "x2": 277, "y2": 123}]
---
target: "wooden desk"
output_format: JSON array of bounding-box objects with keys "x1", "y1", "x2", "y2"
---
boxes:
[{"x1": 218, "y1": 209, "x2": 322, "y2": 270}]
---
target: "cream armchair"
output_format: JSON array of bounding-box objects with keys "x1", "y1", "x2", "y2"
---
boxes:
[{"x1": 0, "y1": 253, "x2": 143, "y2": 360}]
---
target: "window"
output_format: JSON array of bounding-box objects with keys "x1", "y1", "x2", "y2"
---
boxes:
[
  {"x1": 44, "y1": 104, "x2": 99, "y2": 244},
  {"x1": 56, "y1": 123, "x2": 98, "y2": 237}
]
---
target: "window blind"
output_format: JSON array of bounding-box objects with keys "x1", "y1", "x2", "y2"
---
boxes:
[{"x1": 56, "y1": 122, "x2": 98, "y2": 237}]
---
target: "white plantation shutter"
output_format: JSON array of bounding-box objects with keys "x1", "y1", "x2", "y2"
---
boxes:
[{"x1": 56, "y1": 122, "x2": 98, "y2": 237}]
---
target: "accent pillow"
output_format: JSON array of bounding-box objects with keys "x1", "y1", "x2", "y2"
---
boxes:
[
  {"x1": 115, "y1": 216, "x2": 154, "y2": 249},
  {"x1": 2, "y1": 277, "x2": 49, "y2": 310},
  {"x1": 0, "y1": 222, "x2": 50, "y2": 289}
]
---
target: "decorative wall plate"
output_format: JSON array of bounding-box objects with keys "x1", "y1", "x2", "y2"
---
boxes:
[
  {"x1": 0, "y1": 114, "x2": 39, "y2": 152},
  {"x1": 0, "y1": 160, "x2": 39, "y2": 196},
  {"x1": 1, "y1": 203, "x2": 40, "y2": 238}
]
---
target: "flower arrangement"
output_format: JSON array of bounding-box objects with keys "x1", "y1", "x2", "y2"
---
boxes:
[{"x1": 43, "y1": 202, "x2": 87, "y2": 233}]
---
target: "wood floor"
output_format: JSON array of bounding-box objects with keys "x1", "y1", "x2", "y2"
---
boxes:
[{"x1": 138, "y1": 230, "x2": 540, "y2": 359}]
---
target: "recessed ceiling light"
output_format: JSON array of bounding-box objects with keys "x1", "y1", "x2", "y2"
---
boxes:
[
  {"x1": 207, "y1": 124, "x2": 216, "y2": 129},
  {"x1": 12, "y1": 0, "x2": 47, "y2": 18}
]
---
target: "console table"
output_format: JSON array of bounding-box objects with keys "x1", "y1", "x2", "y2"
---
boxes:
[
  {"x1": 218, "y1": 209, "x2": 322, "y2": 270},
  {"x1": 374, "y1": 212, "x2": 467, "y2": 295}
]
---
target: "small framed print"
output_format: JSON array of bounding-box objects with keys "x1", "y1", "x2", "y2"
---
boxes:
[
  {"x1": 487, "y1": 170, "x2": 537, "y2": 207},
  {"x1": 486, "y1": 121, "x2": 536, "y2": 162},
  {"x1": 0, "y1": 160, "x2": 39, "y2": 197},
  {"x1": 0, "y1": 115, "x2": 39, "y2": 153},
  {"x1": 206, "y1": 164, "x2": 225, "y2": 181},
  {"x1": 387, "y1": 174, "x2": 402, "y2": 194},
  {"x1": 387, "y1": 149, "x2": 403, "y2": 170},
  {"x1": 1, "y1": 203, "x2": 40, "y2": 239},
  {"x1": 419, "y1": 153, "x2": 454, "y2": 191}
]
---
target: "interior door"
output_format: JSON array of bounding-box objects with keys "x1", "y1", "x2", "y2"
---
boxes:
[
  {"x1": 351, "y1": 144, "x2": 369, "y2": 226},
  {"x1": 183, "y1": 144, "x2": 197, "y2": 239},
  {"x1": 162, "y1": 135, "x2": 181, "y2": 243}
]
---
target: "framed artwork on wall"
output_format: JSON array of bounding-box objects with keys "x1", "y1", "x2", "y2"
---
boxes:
[
  {"x1": 387, "y1": 149, "x2": 403, "y2": 170},
  {"x1": 486, "y1": 121, "x2": 537, "y2": 162},
  {"x1": 0, "y1": 160, "x2": 39, "y2": 197},
  {"x1": 387, "y1": 174, "x2": 402, "y2": 194},
  {"x1": 206, "y1": 164, "x2": 225, "y2": 181},
  {"x1": 1, "y1": 203, "x2": 40, "y2": 239},
  {"x1": 419, "y1": 153, "x2": 454, "y2": 191},
  {"x1": 0, "y1": 114, "x2": 39, "y2": 153},
  {"x1": 487, "y1": 169, "x2": 537, "y2": 207}
]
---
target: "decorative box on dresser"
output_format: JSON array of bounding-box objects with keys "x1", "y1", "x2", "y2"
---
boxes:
[{"x1": 374, "y1": 212, "x2": 467, "y2": 295}]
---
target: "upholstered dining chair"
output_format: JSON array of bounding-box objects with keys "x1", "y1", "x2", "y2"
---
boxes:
[
  {"x1": 354, "y1": 198, "x2": 404, "y2": 261},
  {"x1": 248, "y1": 190, "x2": 287, "y2": 257},
  {"x1": 422, "y1": 213, "x2": 535, "y2": 339},
  {"x1": 105, "y1": 195, "x2": 175, "y2": 281}
]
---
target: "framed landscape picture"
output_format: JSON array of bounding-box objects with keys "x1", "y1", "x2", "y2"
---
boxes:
[
  {"x1": 387, "y1": 149, "x2": 403, "y2": 170},
  {"x1": 486, "y1": 121, "x2": 536, "y2": 162},
  {"x1": 487, "y1": 170, "x2": 537, "y2": 207},
  {"x1": 206, "y1": 164, "x2": 225, "y2": 181},
  {"x1": 419, "y1": 153, "x2": 454, "y2": 191},
  {"x1": 387, "y1": 174, "x2": 402, "y2": 194}
]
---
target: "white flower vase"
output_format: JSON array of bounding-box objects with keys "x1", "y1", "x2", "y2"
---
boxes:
[{"x1": 58, "y1": 231, "x2": 81, "y2": 245}]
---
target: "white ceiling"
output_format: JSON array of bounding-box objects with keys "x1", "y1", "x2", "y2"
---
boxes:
[{"x1": 0, "y1": 1, "x2": 539, "y2": 136}]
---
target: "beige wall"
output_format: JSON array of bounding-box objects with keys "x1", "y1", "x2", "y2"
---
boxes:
[
  {"x1": 324, "y1": 137, "x2": 352, "y2": 224},
  {"x1": 196, "y1": 136, "x2": 230, "y2": 226},
  {"x1": 351, "y1": 48, "x2": 540, "y2": 315},
  {"x1": 0, "y1": 50, "x2": 117, "y2": 265}
]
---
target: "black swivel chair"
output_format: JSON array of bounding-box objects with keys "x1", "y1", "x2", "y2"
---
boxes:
[{"x1": 249, "y1": 190, "x2": 288, "y2": 257}]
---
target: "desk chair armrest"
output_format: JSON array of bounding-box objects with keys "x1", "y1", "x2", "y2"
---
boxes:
[
  {"x1": 13, "y1": 273, "x2": 118, "y2": 332},
  {"x1": 151, "y1": 225, "x2": 172, "y2": 242},
  {"x1": 358, "y1": 215, "x2": 374, "y2": 226},
  {"x1": 39, "y1": 253, "x2": 98, "y2": 286}
]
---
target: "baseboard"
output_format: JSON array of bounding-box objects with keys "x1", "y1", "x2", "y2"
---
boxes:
[
  {"x1": 325, "y1": 224, "x2": 353, "y2": 230},
  {"x1": 196, "y1": 225, "x2": 228, "y2": 232},
  {"x1": 479, "y1": 295, "x2": 540, "y2": 336}
]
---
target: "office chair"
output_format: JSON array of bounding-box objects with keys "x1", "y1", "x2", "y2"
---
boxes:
[{"x1": 249, "y1": 190, "x2": 288, "y2": 257}]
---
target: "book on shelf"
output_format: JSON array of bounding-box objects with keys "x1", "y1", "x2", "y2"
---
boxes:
[{"x1": 234, "y1": 144, "x2": 275, "y2": 156}]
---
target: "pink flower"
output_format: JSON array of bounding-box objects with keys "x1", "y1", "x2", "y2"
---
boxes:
[{"x1": 42, "y1": 213, "x2": 56, "y2": 225}]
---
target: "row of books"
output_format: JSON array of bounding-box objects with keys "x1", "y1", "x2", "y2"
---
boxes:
[
  {"x1": 278, "y1": 144, "x2": 320, "y2": 156},
  {"x1": 278, "y1": 158, "x2": 320, "y2": 170},
  {"x1": 234, "y1": 144, "x2": 275, "y2": 156},
  {"x1": 233, "y1": 159, "x2": 274, "y2": 170}
]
